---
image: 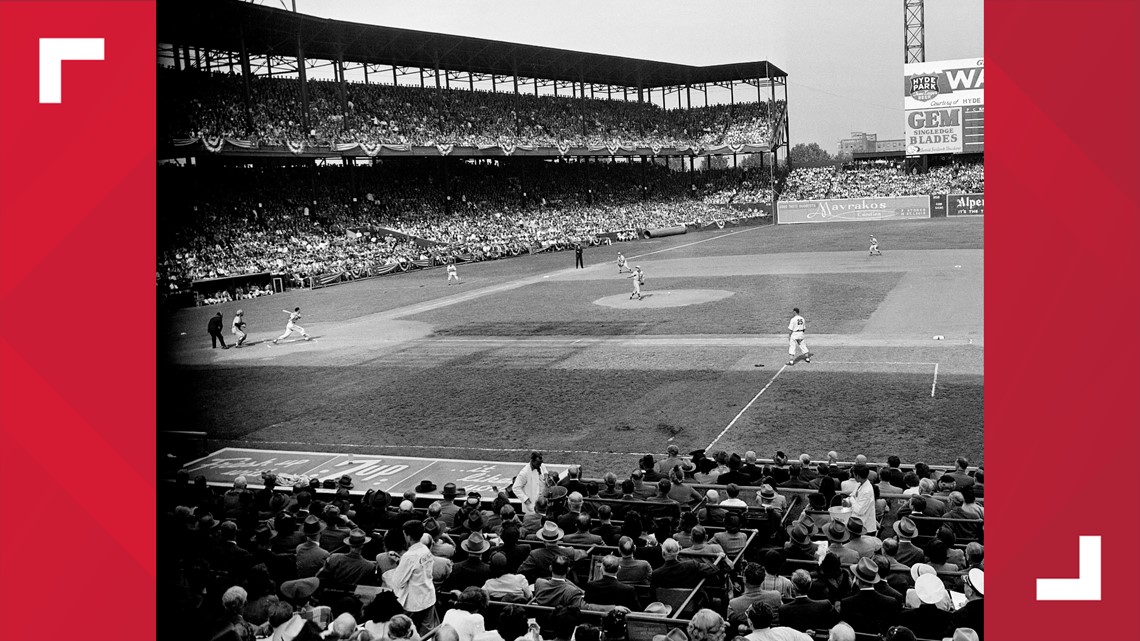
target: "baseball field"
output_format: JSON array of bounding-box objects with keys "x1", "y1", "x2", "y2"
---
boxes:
[{"x1": 160, "y1": 217, "x2": 983, "y2": 473}]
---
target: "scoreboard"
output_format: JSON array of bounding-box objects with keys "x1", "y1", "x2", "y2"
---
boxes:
[{"x1": 904, "y1": 57, "x2": 984, "y2": 155}]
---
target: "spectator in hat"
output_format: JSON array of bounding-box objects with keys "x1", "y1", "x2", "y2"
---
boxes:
[
  {"x1": 441, "y1": 587, "x2": 489, "y2": 641},
  {"x1": 743, "y1": 601, "x2": 811, "y2": 641},
  {"x1": 319, "y1": 528, "x2": 376, "y2": 588},
  {"x1": 318, "y1": 506, "x2": 352, "y2": 553},
  {"x1": 777, "y1": 570, "x2": 838, "y2": 632},
  {"x1": 839, "y1": 558, "x2": 902, "y2": 635},
  {"x1": 844, "y1": 517, "x2": 883, "y2": 560},
  {"x1": 757, "y1": 485, "x2": 787, "y2": 517},
  {"x1": 279, "y1": 577, "x2": 333, "y2": 630},
  {"x1": 903, "y1": 564, "x2": 939, "y2": 609},
  {"x1": 482, "y1": 551, "x2": 532, "y2": 602},
  {"x1": 295, "y1": 515, "x2": 330, "y2": 578},
  {"x1": 444, "y1": 532, "x2": 493, "y2": 591},
  {"x1": 511, "y1": 451, "x2": 549, "y2": 514},
  {"x1": 823, "y1": 520, "x2": 861, "y2": 565},
  {"x1": 590, "y1": 505, "x2": 621, "y2": 546},
  {"x1": 727, "y1": 562, "x2": 781, "y2": 619},
  {"x1": 209, "y1": 521, "x2": 254, "y2": 583},
  {"x1": 616, "y1": 536, "x2": 652, "y2": 585},
  {"x1": 898, "y1": 574, "x2": 953, "y2": 639},
  {"x1": 952, "y1": 570, "x2": 984, "y2": 640},
  {"x1": 382, "y1": 520, "x2": 439, "y2": 634},
  {"x1": 273, "y1": 512, "x2": 306, "y2": 555},
  {"x1": 517, "y1": 522, "x2": 586, "y2": 583},
  {"x1": 783, "y1": 523, "x2": 818, "y2": 562},
  {"x1": 248, "y1": 522, "x2": 295, "y2": 586},
  {"x1": 424, "y1": 517, "x2": 457, "y2": 559},
  {"x1": 891, "y1": 518, "x2": 927, "y2": 566}
]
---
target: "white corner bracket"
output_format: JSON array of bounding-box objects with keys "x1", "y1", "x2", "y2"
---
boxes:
[
  {"x1": 1036, "y1": 535, "x2": 1101, "y2": 601},
  {"x1": 39, "y1": 38, "x2": 105, "y2": 104}
]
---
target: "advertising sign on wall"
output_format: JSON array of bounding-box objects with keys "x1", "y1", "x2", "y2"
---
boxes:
[
  {"x1": 777, "y1": 195, "x2": 931, "y2": 224},
  {"x1": 948, "y1": 193, "x2": 985, "y2": 216},
  {"x1": 904, "y1": 58, "x2": 984, "y2": 155}
]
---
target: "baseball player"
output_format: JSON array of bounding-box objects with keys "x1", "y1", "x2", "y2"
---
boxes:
[
  {"x1": 628, "y1": 265, "x2": 644, "y2": 300},
  {"x1": 273, "y1": 307, "x2": 310, "y2": 344},
  {"x1": 787, "y1": 307, "x2": 811, "y2": 365},
  {"x1": 616, "y1": 252, "x2": 631, "y2": 274},
  {"x1": 231, "y1": 309, "x2": 247, "y2": 347},
  {"x1": 869, "y1": 234, "x2": 882, "y2": 256},
  {"x1": 446, "y1": 259, "x2": 460, "y2": 285}
]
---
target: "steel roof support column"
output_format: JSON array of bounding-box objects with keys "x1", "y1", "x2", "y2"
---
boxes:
[
  {"x1": 238, "y1": 25, "x2": 253, "y2": 133},
  {"x1": 296, "y1": 36, "x2": 311, "y2": 133},
  {"x1": 392, "y1": 65, "x2": 397, "y2": 85},
  {"x1": 336, "y1": 56, "x2": 348, "y2": 131}
]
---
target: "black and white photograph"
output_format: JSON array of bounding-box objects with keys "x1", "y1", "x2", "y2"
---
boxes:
[{"x1": 157, "y1": 3, "x2": 985, "y2": 640}]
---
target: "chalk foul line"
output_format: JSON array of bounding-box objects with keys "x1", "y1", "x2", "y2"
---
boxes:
[{"x1": 706, "y1": 363, "x2": 787, "y2": 451}]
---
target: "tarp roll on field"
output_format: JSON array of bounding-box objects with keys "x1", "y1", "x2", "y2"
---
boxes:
[{"x1": 645, "y1": 226, "x2": 687, "y2": 238}]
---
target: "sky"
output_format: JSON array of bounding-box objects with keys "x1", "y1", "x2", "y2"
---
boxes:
[{"x1": 280, "y1": 0, "x2": 983, "y2": 154}]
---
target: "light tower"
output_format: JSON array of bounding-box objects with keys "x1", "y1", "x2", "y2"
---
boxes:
[{"x1": 905, "y1": 0, "x2": 925, "y2": 63}]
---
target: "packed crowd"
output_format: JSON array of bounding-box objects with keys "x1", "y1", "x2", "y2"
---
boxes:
[
  {"x1": 161, "y1": 446, "x2": 983, "y2": 641},
  {"x1": 160, "y1": 69, "x2": 783, "y2": 149},
  {"x1": 158, "y1": 163, "x2": 771, "y2": 298},
  {"x1": 781, "y1": 161, "x2": 984, "y2": 201}
]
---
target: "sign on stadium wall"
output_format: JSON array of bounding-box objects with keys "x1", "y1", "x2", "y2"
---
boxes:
[
  {"x1": 904, "y1": 58, "x2": 984, "y2": 155},
  {"x1": 777, "y1": 196, "x2": 931, "y2": 224},
  {"x1": 948, "y1": 193, "x2": 985, "y2": 216}
]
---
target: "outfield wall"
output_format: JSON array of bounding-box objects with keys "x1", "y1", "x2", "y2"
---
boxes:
[{"x1": 777, "y1": 195, "x2": 932, "y2": 224}]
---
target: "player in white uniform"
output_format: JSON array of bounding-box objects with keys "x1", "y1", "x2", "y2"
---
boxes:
[
  {"x1": 869, "y1": 234, "x2": 882, "y2": 256},
  {"x1": 231, "y1": 309, "x2": 247, "y2": 347},
  {"x1": 628, "y1": 265, "x2": 644, "y2": 300},
  {"x1": 446, "y1": 260, "x2": 460, "y2": 285},
  {"x1": 273, "y1": 307, "x2": 310, "y2": 343},
  {"x1": 787, "y1": 307, "x2": 811, "y2": 365},
  {"x1": 616, "y1": 252, "x2": 631, "y2": 274}
]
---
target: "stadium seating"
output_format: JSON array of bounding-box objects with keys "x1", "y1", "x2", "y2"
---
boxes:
[
  {"x1": 782, "y1": 160, "x2": 984, "y2": 201},
  {"x1": 160, "y1": 451, "x2": 982, "y2": 641}
]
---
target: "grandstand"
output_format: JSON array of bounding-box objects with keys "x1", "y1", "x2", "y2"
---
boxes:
[{"x1": 158, "y1": 4, "x2": 983, "y2": 641}]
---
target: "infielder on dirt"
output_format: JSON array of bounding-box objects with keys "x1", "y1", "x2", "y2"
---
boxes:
[
  {"x1": 787, "y1": 307, "x2": 811, "y2": 365},
  {"x1": 616, "y1": 252, "x2": 631, "y2": 274},
  {"x1": 869, "y1": 234, "x2": 882, "y2": 256},
  {"x1": 447, "y1": 259, "x2": 461, "y2": 285},
  {"x1": 273, "y1": 307, "x2": 311, "y2": 344}
]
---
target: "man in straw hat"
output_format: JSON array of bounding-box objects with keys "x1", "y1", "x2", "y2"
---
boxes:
[
  {"x1": 838, "y1": 557, "x2": 902, "y2": 635},
  {"x1": 517, "y1": 521, "x2": 586, "y2": 583},
  {"x1": 899, "y1": 574, "x2": 953, "y2": 640},
  {"x1": 278, "y1": 577, "x2": 332, "y2": 629}
]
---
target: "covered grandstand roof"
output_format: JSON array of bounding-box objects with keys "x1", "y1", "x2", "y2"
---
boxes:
[{"x1": 159, "y1": 1, "x2": 786, "y2": 89}]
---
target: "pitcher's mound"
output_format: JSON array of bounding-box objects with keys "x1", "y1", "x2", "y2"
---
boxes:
[{"x1": 595, "y1": 289, "x2": 734, "y2": 309}]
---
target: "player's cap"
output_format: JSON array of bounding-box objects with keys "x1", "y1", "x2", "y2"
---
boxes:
[
  {"x1": 236, "y1": 309, "x2": 243, "y2": 315},
  {"x1": 793, "y1": 307, "x2": 800, "y2": 314},
  {"x1": 636, "y1": 265, "x2": 641, "y2": 269}
]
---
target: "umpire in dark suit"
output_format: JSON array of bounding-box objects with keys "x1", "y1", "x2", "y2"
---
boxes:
[
  {"x1": 585, "y1": 555, "x2": 641, "y2": 610},
  {"x1": 207, "y1": 312, "x2": 228, "y2": 349},
  {"x1": 574, "y1": 243, "x2": 584, "y2": 268}
]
